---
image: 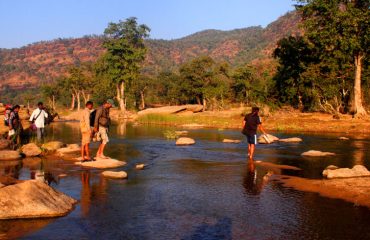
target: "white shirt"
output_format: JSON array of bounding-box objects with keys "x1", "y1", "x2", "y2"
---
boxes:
[{"x1": 29, "y1": 108, "x2": 48, "y2": 128}]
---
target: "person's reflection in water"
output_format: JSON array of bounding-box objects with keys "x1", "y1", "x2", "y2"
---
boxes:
[
  {"x1": 243, "y1": 160, "x2": 273, "y2": 195},
  {"x1": 80, "y1": 170, "x2": 91, "y2": 217}
]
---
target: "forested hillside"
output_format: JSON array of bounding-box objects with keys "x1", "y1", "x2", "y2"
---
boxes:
[{"x1": 0, "y1": 12, "x2": 299, "y2": 90}]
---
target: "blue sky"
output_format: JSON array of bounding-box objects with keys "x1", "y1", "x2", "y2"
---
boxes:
[{"x1": 0, "y1": 0, "x2": 294, "y2": 49}]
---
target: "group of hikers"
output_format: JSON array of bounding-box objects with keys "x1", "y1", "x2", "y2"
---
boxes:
[{"x1": 3, "y1": 102, "x2": 50, "y2": 145}]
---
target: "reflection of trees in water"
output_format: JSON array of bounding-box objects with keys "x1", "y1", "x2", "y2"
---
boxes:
[
  {"x1": 351, "y1": 140, "x2": 366, "y2": 166},
  {"x1": 117, "y1": 120, "x2": 127, "y2": 136}
]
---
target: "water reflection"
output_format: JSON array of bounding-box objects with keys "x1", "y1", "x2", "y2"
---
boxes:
[
  {"x1": 117, "y1": 120, "x2": 127, "y2": 136},
  {"x1": 80, "y1": 171, "x2": 91, "y2": 217},
  {"x1": 351, "y1": 140, "x2": 365, "y2": 165},
  {"x1": 243, "y1": 160, "x2": 272, "y2": 195}
]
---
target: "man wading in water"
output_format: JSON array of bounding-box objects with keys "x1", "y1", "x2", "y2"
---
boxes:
[
  {"x1": 93, "y1": 99, "x2": 114, "y2": 160},
  {"x1": 242, "y1": 107, "x2": 267, "y2": 162}
]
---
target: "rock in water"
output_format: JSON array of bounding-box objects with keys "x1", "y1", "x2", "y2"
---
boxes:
[
  {"x1": 57, "y1": 144, "x2": 81, "y2": 155},
  {"x1": 0, "y1": 180, "x2": 77, "y2": 219},
  {"x1": 222, "y1": 139, "x2": 241, "y2": 144},
  {"x1": 102, "y1": 171, "x2": 127, "y2": 179},
  {"x1": 75, "y1": 158, "x2": 126, "y2": 169},
  {"x1": 257, "y1": 134, "x2": 279, "y2": 144},
  {"x1": 135, "y1": 164, "x2": 145, "y2": 170},
  {"x1": 279, "y1": 137, "x2": 303, "y2": 143},
  {"x1": 0, "y1": 139, "x2": 10, "y2": 150},
  {"x1": 338, "y1": 137, "x2": 349, "y2": 140},
  {"x1": 301, "y1": 150, "x2": 336, "y2": 157},
  {"x1": 0, "y1": 150, "x2": 22, "y2": 160},
  {"x1": 42, "y1": 141, "x2": 65, "y2": 151},
  {"x1": 323, "y1": 165, "x2": 370, "y2": 179},
  {"x1": 21, "y1": 143, "x2": 42, "y2": 157},
  {"x1": 176, "y1": 137, "x2": 196, "y2": 146}
]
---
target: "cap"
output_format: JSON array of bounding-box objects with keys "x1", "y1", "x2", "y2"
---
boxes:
[{"x1": 106, "y1": 99, "x2": 115, "y2": 107}]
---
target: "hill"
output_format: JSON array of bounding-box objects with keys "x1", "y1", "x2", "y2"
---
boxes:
[{"x1": 0, "y1": 11, "x2": 300, "y2": 90}]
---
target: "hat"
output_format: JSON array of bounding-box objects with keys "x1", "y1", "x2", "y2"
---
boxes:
[{"x1": 106, "y1": 99, "x2": 115, "y2": 107}]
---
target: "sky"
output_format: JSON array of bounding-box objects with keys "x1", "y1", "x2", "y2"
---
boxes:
[{"x1": 0, "y1": 0, "x2": 295, "y2": 49}]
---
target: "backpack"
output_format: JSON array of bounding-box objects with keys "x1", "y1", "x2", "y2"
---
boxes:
[{"x1": 89, "y1": 109, "x2": 96, "y2": 127}]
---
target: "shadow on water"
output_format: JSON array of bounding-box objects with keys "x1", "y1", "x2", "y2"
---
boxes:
[{"x1": 0, "y1": 122, "x2": 369, "y2": 239}]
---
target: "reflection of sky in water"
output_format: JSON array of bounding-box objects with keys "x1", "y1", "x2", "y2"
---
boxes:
[{"x1": 0, "y1": 122, "x2": 369, "y2": 239}]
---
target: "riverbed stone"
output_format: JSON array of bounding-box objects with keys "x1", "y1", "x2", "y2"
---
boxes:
[
  {"x1": 102, "y1": 171, "x2": 127, "y2": 179},
  {"x1": 338, "y1": 137, "x2": 349, "y2": 140},
  {"x1": 323, "y1": 165, "x2": 370, "y2": 179},
  {"x1": 0, "y1": 150, "x2": 22, "y2": 160},
  {"x1": 21, "y1": 143, "x2": 42, "y2": 157},
  {"x1": 257, "y1": 134, "x2": 279, "y2": 144},
  {"x1": 222, "y1": 139, "x2": 241, "y2": 144},
  {"x1": 75, "y1": 158, "x2": 126, "y2": 169},
  {"x1": 279, "y1": 137, "x2": 303, "y2": 143},
  {"x1": 176, "y1": 137, "x2": 196, "y2": 145},
  {"x1": 57, "y1": 144, "x2": 81, "y2": 155},
  {"x1": 135, "y1": 164, "x2": 145, "y2": 170},
  {"x1": 0, "y1": 180, "x2": 77, "y2": 219},
  {"x1": 0, "y1": 139, "x2": 10, "y2": 150},
  {"x1": 42, "y1": 141, "x2": 65, "y2": 151},
  {"x1": 301, "y1": 150, "x2": 336, "y2": 157}
]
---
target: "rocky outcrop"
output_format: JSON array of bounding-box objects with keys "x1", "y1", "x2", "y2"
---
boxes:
[
  {"x1": 258, "y1": 134, "x2": 279, "y2": 144},
  {"x1": 0, "y1": 180, "x2": 77, "y2": 219},
  {"x1": 138, "y1": 105, "x2": 203, "y2": 115},
  {"x1": 279, "y1": 137, "x2": 303, "y2": 143},
  {"x1": 0, "y1": 150, "x2": 22, "y2": 160},
  {"x1": 176, "y1": 137, "x2": 196, "y2": 146},
  {"x1": 222, "y1": 139, "x2": 241, "y2": 144},
  {"x1": 301, "y1": 150, "x2": 335, "y2": 157},
  {"x1": 42, "y1": 141, "x2": 65, "y2": 151},
  {"x1": 21, "y1": 143, "x2": 42, "y2": 157},
  {"x1": 0, "y1": 139, "x2": 10, "y2": 150},
  {"x1": 75, "y1": 158, "x2": 126, "y2": 169},
  {"x1": 102, "y1": 171, "x2": 128, "y2": 179},
  {"x1": 323, "y1": 165, "x2": 370, "y2": 179}
]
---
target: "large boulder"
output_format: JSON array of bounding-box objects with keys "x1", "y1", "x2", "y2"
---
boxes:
[
  {"x1": 21, "y1": 143, "x2": 42, "y2": 157},
  {"x1": 0, "y1": 139, "x2": 11, "y2": 150},
  {"x1": 138, "y1": 104, "x2": 203, "y2": 115},
  {"x1": 102, "y1": 171, "x2": 127, "y2": 179},
  {"x1": 75, "y1": 158, "x2": 126, "y2": 169},
  {"x1": 258, "y1": 134, "x2": 279, "y2": 144},
  {"x1": 301, "y1": 150, "x2": 335, "y2": 157},
  {"x1": 176, "y1": 137, "x2": 196, "y2": 146},
  {"x1": 0, "y1": 150, "x2": 22, "y2": 160},
  {"x1": 222, "y1": 139, "x2": 241, "y2": 144},
  {"x1": 279, "y1": 137, "x2": 303, "y2": 143},
  {"x1": 0, "y1": 180, "x2": 77, "y2": 219},
  {"x1": 42, "y1": 141, "x2": 65, "y2": 151},
  {"x1": 323, "y1": 165, "x2": 370, "y2": 179}
]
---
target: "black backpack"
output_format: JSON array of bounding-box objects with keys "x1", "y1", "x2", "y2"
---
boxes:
[{"x1": 89, "y1": 110, "x2": 96, "y2": 127}]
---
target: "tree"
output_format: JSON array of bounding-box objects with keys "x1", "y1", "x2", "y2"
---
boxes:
[
  {"x1": 296, "y1": 0, "x2": 369, "y2": 116},
  {"x1": 101, "y1": 17, "x2": 150, "y2": 113},
  {"x1": 41, "y1": 83, "x2": 59, "y2": 110}
]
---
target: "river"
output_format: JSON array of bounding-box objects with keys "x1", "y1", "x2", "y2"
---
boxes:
[{"x1": 1, "y1": 122, "x2": 370, "y2": 239}]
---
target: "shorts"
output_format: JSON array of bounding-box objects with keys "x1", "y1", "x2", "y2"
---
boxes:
[
  {"x1": 81, "y1": 131, "x2": 91, "y2": 145},
  {"x1": 246, "y1": 134, "x2": 257, "y2": 145},
  {"x1": 99, "y1": 126, "x2": 109, "y2": 144}
]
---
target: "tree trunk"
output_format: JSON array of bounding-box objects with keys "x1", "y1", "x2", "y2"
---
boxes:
[
  {"x1": 195, "y1": 96, "x2": 201, "y2": 105},
  {"x1": 76, "y1": 92, "x2": 81, "y2": 111},
  {"x1": 52, "y1": 95, "x2": 55, "y2": 110},
  {"x1": 202, "y1": 98, "x2": 207, "y2": 111},
  {"x1": 81, "y1": 91, "x2": 87, "y2": 104},
  {"x1": 116, "y1": 82, "x2": 126, "y2": 112},
  {"x1": 70, "y1": 94, "x2": 75, "y2": 110},
  {"x1": 140, "y1": 91, "x2": 145, "y2": 110},
  {"x1": 352, "y1": 54, "x2": 367, "y2": 116}
]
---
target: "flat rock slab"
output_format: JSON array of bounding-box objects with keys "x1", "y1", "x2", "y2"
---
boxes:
[
  {"x1": 102, "y1": 171, "x2": 127, "y2": 179},
  {"x1": 338, "y1": 137, "x2": 349, "y2": 140},
  {"x1": 279, "y1": 137, "x2": 303, "y2": 143},
  {"x1": 21, "y1": 143, "x2": 42, "y2": 157},
  {"x1": 176, "y1": 137, "x2": 196, "y2": 145},
  {"x1": 258, "y1": 134, "x2": 279, "y2": 144},
  {"x1": 57, "y1": 144, "x2": 81, "y2": 155},
  {"x1": 42, "y1": 141, "x2": 65, "y2": 151},
  {"x1": 323, "y1": 165, "x2": 370, "y2": 179},
  {"x1": 222, "y1": 139, "x2": 241, "y2": 144},
  {"x1": 0, "y1": 180, "x2": 77, "y2": 219},
  {"x1": 0, "y1": 150, "x2": 22, "y2": 160},
  {"x1": 138, "y1": 104, "x2": 203, "y2": 115},
  {"x1": 301, "y1": 150, "x2": 336, "y2": 157},
  {"x1": 75, "y1": 158, "x2": 126, "y2": 169}
]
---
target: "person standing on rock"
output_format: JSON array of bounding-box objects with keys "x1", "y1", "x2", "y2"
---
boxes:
[
  {"x1": 242, "y1": 107, "x2": 267, "y2": 161},
  {"x1": 29, "y1": 102, "x2": 48, "y2": 142},
  {"x1": 93, "y1": 99, "x2": 114, "y2": 159},
  {"x1": 8, "y1": 105, "x2": 22, "y2": 144},
  {"x1": 80, "y1": 101, "x2": 94, "y2": 162}
]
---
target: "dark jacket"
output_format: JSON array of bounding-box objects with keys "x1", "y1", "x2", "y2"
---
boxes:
[{"x1": 94, "y1": 106, "x2": 110, "y2": 129}]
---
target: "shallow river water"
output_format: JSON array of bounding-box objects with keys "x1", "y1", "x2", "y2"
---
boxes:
[{"x1": 1, "y1": 122, "x2": 370, "y2": 240}]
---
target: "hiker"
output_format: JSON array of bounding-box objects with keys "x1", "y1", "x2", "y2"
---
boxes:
[
  {"x1": 80, "y1": 101, "x2": 94, "y2": 162},
  {"x1": 242, "y1": 107, "x2": 267, "y2": 161},
  {"x1": 93, "y1": 99, "x2": 114, "y2": 159},
  {"x1": 3, "y1": 104, "x2": 12, "y2": 127},
  {"x1": 8, "y1": 105, "x2": 22, "y2": 144},
  {"x1": 29, "y1": 102, "x2": 48, "y2": 142}
]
